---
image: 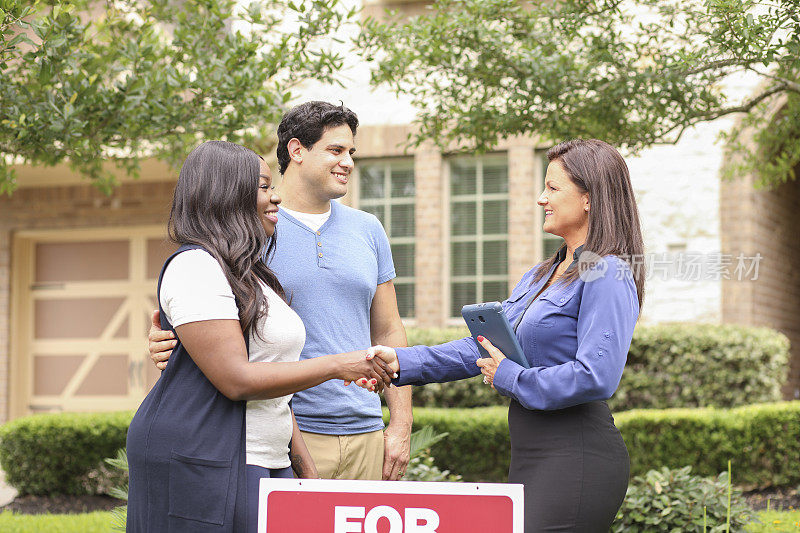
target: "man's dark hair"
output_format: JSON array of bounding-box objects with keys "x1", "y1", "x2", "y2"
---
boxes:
[{"x1": 276, "y1": 101, "x2": 359, "y2": 175}]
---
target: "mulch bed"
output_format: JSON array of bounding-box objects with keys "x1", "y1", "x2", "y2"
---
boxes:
[
  {"x1": 744, "y1": 486, "x2": 800, "y2": 512},
  {"x1": 0, "y1": 487, "x2": 797, "y2": 515},
  {"x1": 0, "y1": 494, "x2": 124, "y2": 515}
]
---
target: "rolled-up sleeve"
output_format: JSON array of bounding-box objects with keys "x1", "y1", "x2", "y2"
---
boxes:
[
  {"x1": 395, "y1": 337, "x2": 482, "y2": 386},
  {"x1": 492, "y1": 257, "x2": 639, "y2": 410}
]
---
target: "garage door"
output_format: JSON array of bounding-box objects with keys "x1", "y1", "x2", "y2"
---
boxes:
[{"x1": 10, "y1": 226, "x2": 176, "y2": 418}]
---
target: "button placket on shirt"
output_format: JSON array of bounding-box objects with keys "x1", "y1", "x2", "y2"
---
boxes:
[{"x1": 316, "y1": 230, "x2": 324, "y2": 265}]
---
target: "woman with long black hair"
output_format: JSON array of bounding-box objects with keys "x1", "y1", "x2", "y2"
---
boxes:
[
  {"x1": 370, "y1": 139, "x2": 644, "y2": 532},
  {"x1": 126, "y1": 141, "x2": 388, "y2": 533}
]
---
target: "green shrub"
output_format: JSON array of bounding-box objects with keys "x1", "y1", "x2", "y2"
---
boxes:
[
  {"x1": 385, "y1": 402, "x2": 800, "y2": 487},
  {"x1": 0, "y1": 411, "x2": 131, "y2": 496},
  {"x1": 406, "y1": 327, "x2": 470, "y2": 347},
  {"x1": 618, "y1": 402, "x2": 800, "y2": 489},
  {"x1": 105, "y1": 448, "x2": 129, "y2": 532},
  {"x1": 411, "y1": 375, "x2": 511, "y2": 409},
  {"x1": 402, "y1": 324, "x2": 789, "y2": 411},
  {"x1": 3, "y1": 398, "x2": 796, "y2": 497},
  {"x1": 613, "y1": 323, "x2": 788, "y2": 411},
  {"x1": 404, "y1": 452, "x2": 462, "y2": 482},
  {"x1": 404, "y1": 425, "x2": 461, "y2": 482},
  {"x1": 612, "y1": 466, "x2": 751, "y2": 532},
  {"x1": 385, "y1": 406, "x2": 510, "y2": 482}
]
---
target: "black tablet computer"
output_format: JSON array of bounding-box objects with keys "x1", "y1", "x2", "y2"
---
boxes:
[{"x1": 461, "y1": 302, "x2": 530, "y2": 368}]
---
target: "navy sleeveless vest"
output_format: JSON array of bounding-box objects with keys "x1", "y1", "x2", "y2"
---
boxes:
[{"x1": 126, "y1": 244, "x2": 247, "y2": 532}]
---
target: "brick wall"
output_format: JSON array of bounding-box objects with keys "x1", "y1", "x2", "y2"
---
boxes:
[
  {"x1": 721, "y1": 168, "x2": 800, "y2": 399},
  {"x1": 413, "y1": 146, "x2": 446, "y2": 327},
  {"x1": 0, "y1": 230, "x2": 9, "y2": 423},
  {"x1": 0, "y1": 180, "x2": 176, "y2": 422},
  {"x1": 507, "y1": 143, "x2": 541, "y2": 291}
]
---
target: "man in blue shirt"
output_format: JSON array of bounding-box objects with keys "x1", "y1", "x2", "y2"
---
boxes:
[{"x1": 149, "y1": 101, "x2": 412, "y2": 481}]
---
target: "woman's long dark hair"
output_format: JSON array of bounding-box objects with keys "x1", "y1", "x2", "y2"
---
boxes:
[
  {"x1": 168, "y1": 140, "x2": 284, "y2": 337},
  {"x1": 533, "y1": 139, "x2": 645, "y2": 309}
]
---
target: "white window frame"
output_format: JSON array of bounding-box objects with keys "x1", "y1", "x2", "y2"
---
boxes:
[
  {"x1": 354, "y1": 158, "x2": 416, "y2": 319},
  {"x1": 445, "y1": 153, "x2": 510, "y2": 322}
]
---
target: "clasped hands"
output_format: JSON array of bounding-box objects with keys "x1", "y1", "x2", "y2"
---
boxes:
[
  {"x1": 347, "y1": 347, "x2": 400, "y2": 393},
  {"x1": 354, "y1": 336, "x2": 506, "y2": 392}
]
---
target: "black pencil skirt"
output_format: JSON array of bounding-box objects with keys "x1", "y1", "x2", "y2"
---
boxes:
[{"x1": 508, "y1": 400, "x2": 629, "y2": 533}]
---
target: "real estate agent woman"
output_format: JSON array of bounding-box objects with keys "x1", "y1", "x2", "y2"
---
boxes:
[
  {"x1": 369, "y1": 139, "x2": 644, "y2": 532},
  {"x1": 126, "y1": 141, "x2": 389, "y2": 533}
]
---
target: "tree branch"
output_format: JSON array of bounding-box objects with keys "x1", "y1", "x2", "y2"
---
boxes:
[
  {"x1": 577, "y1": 0, "x2": 624, "y2": 17},
  {"x1": 745, "y1": 67, "x2": 800, "y2": 93},
  {"x1": 709, "y1": 83, "x2": 788, "y2": 115},
  {"x1": 679, "y1": 57, "x2": 757, "y2": 77},
  {"x1": 652, "y1": 84, "x2": 787, "y2": 144}
]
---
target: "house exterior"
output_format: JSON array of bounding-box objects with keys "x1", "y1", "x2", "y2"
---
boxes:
[{"x1": 0, "y1": 0, "x2": 797, "y2": 422}]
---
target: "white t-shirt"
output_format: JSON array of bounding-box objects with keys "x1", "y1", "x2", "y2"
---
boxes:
[
  {"x1": 279, "y1": 205, "x2": 331, "y2": 232},
  {"x1": 159, "y1": 249, "x2": 306, "y2": 469}
]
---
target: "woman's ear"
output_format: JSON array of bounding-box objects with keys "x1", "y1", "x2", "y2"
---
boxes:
[{"x1": 583, "y1": 194, "x2": 590, "y2": 213}]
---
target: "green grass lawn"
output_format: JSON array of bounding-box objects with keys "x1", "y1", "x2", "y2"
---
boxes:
[
  {"x1": 0, "y1": 510, "x2": 116, "y2": 532},
  {"x1": 745, "y1": 509, "x2": 800, "y2": 532},
  {"x1": 0, "y1": 509, "x2": 797, "y2": 532}
]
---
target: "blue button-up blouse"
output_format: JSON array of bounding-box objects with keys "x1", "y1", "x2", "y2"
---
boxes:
[{"x1": 395, "y1": 253, "x2": 640, "y2": 411}]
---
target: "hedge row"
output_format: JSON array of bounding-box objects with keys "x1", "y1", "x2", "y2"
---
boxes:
[
  {"x1": 619, "y1": 402, "x2": 800, "y2": 489},
  {"x1": 0, "y1": 411, "x2": 130, "y2": 496},
  {"x1": 2, "y1": 402, "x2": 798, "y2": 495},
  {"x1": 403, "y1": 324, "x2": 789, "y2": 411},
  {"x1": 384, "y1": 401, "x2": 800, "y2": 489},
  {"x1": 618, "y1": 324, "x2": 788, "y2": 410}
]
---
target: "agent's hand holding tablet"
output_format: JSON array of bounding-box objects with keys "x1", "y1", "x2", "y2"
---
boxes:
[{"x1": 461, "y1": 302, "x2": 531, "y2": 368}]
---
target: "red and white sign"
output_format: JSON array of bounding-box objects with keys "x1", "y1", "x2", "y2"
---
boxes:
[{"x1": 257, "y1": 479, "x2": 524, "y2": 533}]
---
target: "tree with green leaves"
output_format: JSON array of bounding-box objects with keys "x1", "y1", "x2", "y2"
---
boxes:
[
  {"x1": 0, "y1": 0, "x2": 354, "y2": 194},
  {"x1": 357, "y1": 0, "x2": 800, "y2": 187}
]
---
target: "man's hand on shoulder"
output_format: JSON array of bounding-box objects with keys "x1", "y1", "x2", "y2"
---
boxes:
[{"x1": 149, "y1": 310, "x2": 176, "y2": 370}]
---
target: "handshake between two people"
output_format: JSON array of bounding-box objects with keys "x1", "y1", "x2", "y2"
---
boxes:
[
  {"x1": 346, "y1": 346, "x2": 400, "y2": 393},
  {"x1": 351, "y1": 337, "x2": 507, "y2": 392},
  {"x1": 149, "y1": 309, "x2": 505, "y2": 395}
]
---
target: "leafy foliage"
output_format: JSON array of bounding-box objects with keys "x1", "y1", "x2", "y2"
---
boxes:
[
  {"x1": 620, "y1": 401, "x2": 800, "y2": 490},
  {"x1": 612, "y1": 323, "x2": 788, "y2": 411},
  {"x1": 2, "y1": 401, "x2": 799, "y2": 504},
  {"x1": 404, "y1": 426, "x2": 461, "y2": 482},
  {"x1": 403, "y1": 324, "x2": 789, "y2": 411},
  {"x1": 0, "y1": 0, "x2": 355, "y2": 194},
  {"x1": 408, "y1": 424, "x2": 449, "y2": 459},
  {"x1": 104, "y1": 448, "x2": 129, "y2": 532},
  {"x1": 357, "y1": 0, "x2": 800, "y2": 187},
  {"x1": 404, "y1": 452, "x2": 462, "y2": 483},
  {"x1": 613, "y1": 466, "x2": 751, "y2": 532},
  {"x1": 390, "y1": 406, "x2": 512, "y2": 482},
  {"x1": 0, "y1": 411, "x2": 130, "y2": 495},
  {"x1": 383, "y1": 402, "x2": 800, "y2": 488}
]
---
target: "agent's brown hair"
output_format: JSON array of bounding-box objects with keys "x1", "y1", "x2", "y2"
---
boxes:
[{"x1": 533, "y1": 139, "x2": 645, "y2": 309}]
